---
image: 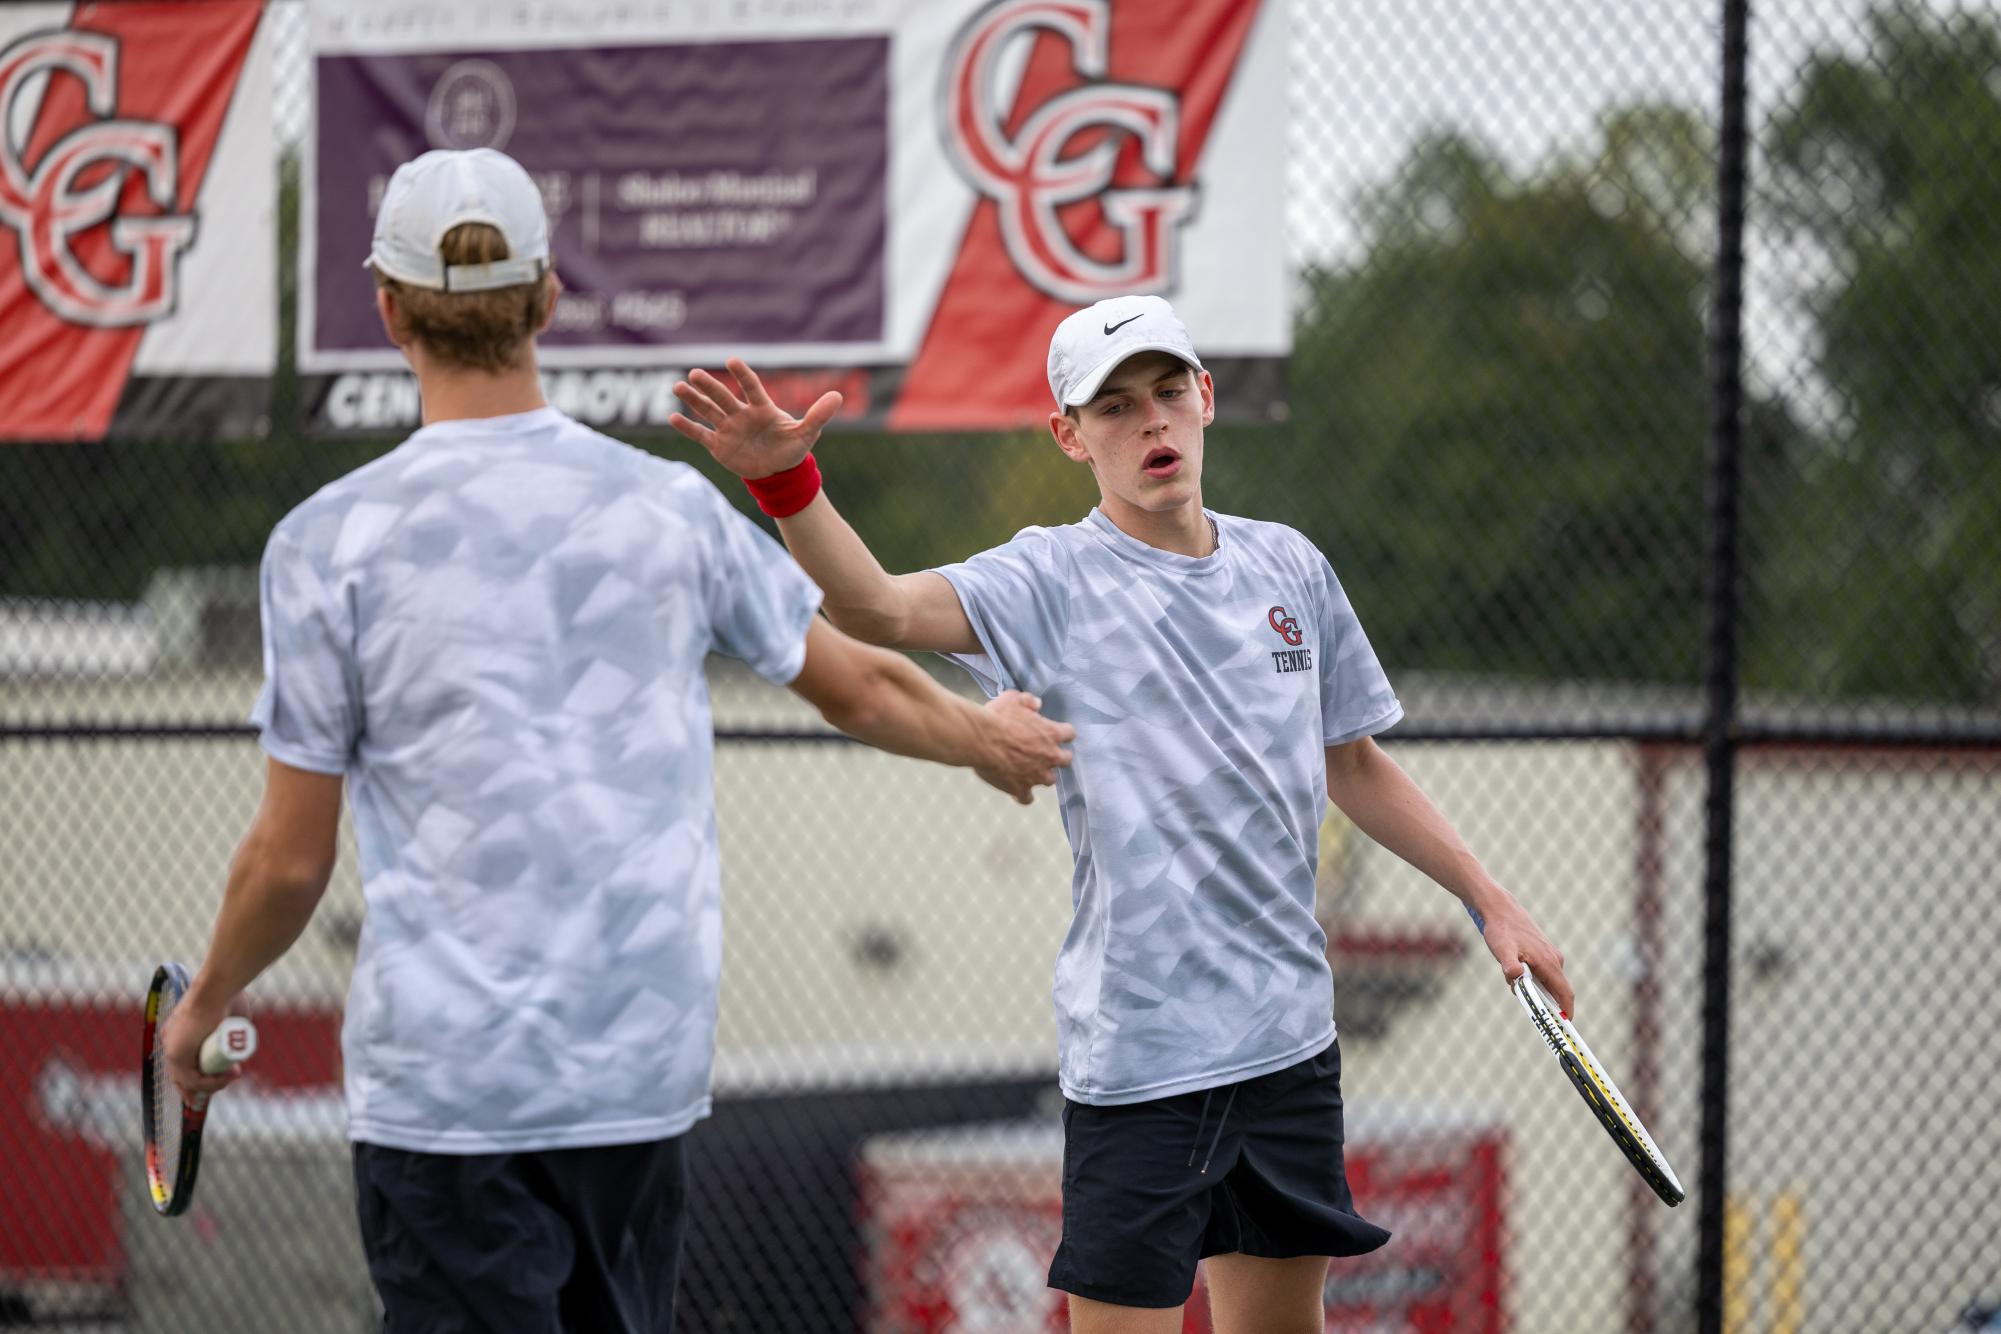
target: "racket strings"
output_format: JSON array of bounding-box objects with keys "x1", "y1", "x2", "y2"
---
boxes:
[{"x1": 149, "y1": 997, "x2": 184, "y2": 1201}]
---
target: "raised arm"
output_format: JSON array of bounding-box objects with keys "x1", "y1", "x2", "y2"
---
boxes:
[{"x1": 670, "y1": 359, "x2": 978, "y2": 654}]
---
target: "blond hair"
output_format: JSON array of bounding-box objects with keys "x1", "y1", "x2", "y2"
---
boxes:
[{"x1": 373, "y1": 223, "x2": 550, "y2": 373}]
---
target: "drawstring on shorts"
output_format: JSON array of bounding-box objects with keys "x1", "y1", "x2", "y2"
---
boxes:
[{"x1": 1186, "y1": 1084, "x2": 1239, "y2": 1174}]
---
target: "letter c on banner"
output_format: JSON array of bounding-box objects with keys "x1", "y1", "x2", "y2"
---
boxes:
[
  {"x1": 0, "y1": 30, "x2": 198, "y2": 327},
  {"x1": 943, "y1": 0, "x2": 1197, "y2": 304}
]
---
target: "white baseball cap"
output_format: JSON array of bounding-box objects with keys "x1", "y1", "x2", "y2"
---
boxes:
[
  {"x1": 366, "y1": 148, "x2": 550, "y2": 292},
  {"x1": 1046, "y1": 294, "x2": 1205, "y2": 408}
]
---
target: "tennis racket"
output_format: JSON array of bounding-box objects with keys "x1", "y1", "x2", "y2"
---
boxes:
[
  {"x1": 1511, "y1": 968, "x2": 1684, "y2": 1207},
  {"x1": 141, "y1": 962, "x2": 258, "y2": 1217}
]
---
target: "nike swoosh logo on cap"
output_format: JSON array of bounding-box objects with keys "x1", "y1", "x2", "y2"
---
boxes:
[{"x1": 1102, "y1": 314, "x2": 1143, "y2": 335}]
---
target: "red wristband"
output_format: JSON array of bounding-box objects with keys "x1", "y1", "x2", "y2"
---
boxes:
[{"x1": 743, "y1": 453, "x2": 822, "y2": 518}]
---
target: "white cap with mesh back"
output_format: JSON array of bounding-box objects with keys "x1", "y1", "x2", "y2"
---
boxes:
[
  {"x1": 1046, "y1": 294, "x2": 1205, "y2": 409},
  {"x1": 366, "y1": 148, "x2": 550, "y2": 292}
]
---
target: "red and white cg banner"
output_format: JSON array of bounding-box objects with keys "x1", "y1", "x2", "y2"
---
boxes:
[{"x1": 0, "y1": 0, "x2": 273, "y2": 443}]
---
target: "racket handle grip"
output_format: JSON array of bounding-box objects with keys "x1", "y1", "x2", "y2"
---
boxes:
[{"x1": 198, "y1": 1017, "x2": 259, "y2": 1075}]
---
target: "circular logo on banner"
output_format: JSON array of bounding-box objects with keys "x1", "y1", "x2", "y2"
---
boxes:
[{"x1": 425, "y1": 59, "x2": 517, "y2": 151}]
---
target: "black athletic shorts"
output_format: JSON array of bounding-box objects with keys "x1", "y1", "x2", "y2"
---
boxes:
[
  {"x1": 1048, "y1": 1039, "x2": 1391, "y2": 1308},
  {"x1": 352, "y1": 1136, "x2": 686, "y2": 1334}
]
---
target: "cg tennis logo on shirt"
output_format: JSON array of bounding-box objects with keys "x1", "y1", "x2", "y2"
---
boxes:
[
  {"x1": 1268, "y1": 606, "x2": 1304, "y2": 647},
  {"x1": 0, "y1": 30, "x2": 198, "y2": 327},
  {"x1": 941, "y1": 0, "x2": 1199, "y2": 304}
]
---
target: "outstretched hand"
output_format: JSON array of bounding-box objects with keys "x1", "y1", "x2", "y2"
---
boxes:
[
  {"x1": 669, "y1": 358, "x2": 843, "y2": 480},
  {"x1": 1472, "y1": 890, "x2": 1576, "y2": 1018},
  {"x1": 977, "y1": 691, "x2": 1076, "y2": 805}
]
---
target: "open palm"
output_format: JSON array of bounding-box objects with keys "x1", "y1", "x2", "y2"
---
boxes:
[{"x1": 668, "y1": 358, "x2": 843, "y2": 480}]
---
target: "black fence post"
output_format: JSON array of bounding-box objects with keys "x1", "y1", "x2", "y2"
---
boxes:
[{"x1": 1696, "y1": 1, "x2": 1750, "y2": 1331}]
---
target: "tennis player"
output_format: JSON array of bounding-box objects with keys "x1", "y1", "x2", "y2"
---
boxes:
[
  {"x1": 160, "y1": 148, "x2": 1073, "y2": 1334},
  {"x1": 669, "y1": 295, "x2": 1576, "y2": 1334}
]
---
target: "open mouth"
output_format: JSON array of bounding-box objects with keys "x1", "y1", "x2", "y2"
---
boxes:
[{"x1": 1143, "y1": 447, "x2": 1182, "y2": 479}]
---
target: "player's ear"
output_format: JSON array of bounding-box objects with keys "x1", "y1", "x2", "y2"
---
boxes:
[
  {"x1": 374, "y1": 286, "x2": 409, "y2": 349},
  {"x1": 1197, "y1": 369, "x2": 1215, "y2": 427},
  {"x1": 535, "y1": 269, "x2": 561, "y2": 336},
  {"x1": 1049, "y1": 410, "x2": 1091, "y2": 465}
]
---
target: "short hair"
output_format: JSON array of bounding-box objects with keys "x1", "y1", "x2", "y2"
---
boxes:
[{"x1": 372, "y1": 223, "x2": 550, "y2": 374}]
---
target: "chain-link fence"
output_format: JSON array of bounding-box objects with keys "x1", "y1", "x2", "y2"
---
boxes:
[{"x1": 3, "y1": 0, "x2": 1998, "y2": 1330}]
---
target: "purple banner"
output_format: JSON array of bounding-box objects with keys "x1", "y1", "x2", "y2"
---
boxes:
[{"x1": 312, "y1": 37, "x2": 887, "y2": 357}]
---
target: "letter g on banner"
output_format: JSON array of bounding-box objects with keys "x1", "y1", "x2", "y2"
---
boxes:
[
  {"x1": 944, "y1": 0, "x2": 1197, "y2": 304},
  {"x1": 0, "y1": 30, "x2": 197, "y2": 326}
]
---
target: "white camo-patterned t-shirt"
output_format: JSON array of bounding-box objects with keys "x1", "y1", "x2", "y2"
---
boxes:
[
  {"x1": 252, "y1": 407, "x2": 820, "y2": 1152},
  {"x1": 934, "y1": 508, "x2": 1401, "y2": 1105}
]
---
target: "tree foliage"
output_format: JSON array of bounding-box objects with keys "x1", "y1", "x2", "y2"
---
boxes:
[
  {"x1": 1753, "y1": 2, "x2": 2001, "y2": 704},
  {"x1": 1207, "y1": 118, "x2": 1717, "y2": 684}
]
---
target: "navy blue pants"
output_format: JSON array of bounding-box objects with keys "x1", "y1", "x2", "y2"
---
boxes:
[{"x1": 352, "y1": 1137, "x2": 685, "y2": 1334}]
